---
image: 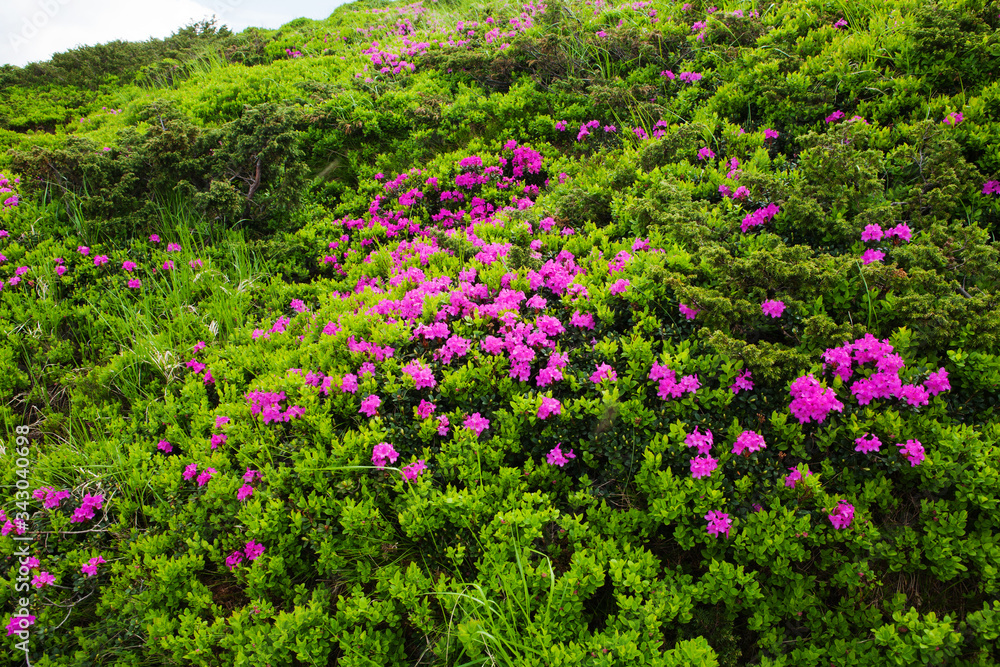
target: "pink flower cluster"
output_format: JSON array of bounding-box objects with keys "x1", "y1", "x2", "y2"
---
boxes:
[
  {"x1": 730, "y1": 369, "x2": 753, "y2": 394},
  {"x1": 761, "y1": 299, "x2": 786, "y2": 318},
  {"x1": 590, "y1": 363, "x2": 617, "y2": 385},
  {"x1": 70, "y1": 493, "x2": 105, "y2": 523},
  {"x1": 81, "y1": 555, "x2": 106, "y2": 577},
  {"x1": 32, "y1": 486, "x2": 71, "y2": 509},
  {"x1": 740, "y1": 203, "x2": 780, "y2": 232},
  {"x1": 401, "y1": 460, "x2": 428, "y2": 481},
  {"x1": 823, "y1": 335, "x2": 949, "y2": 408},
  {"x1": 705, "y1": 510, "x2": 732, "y2": 538},
  {"x1": 372, "y1": 442, "x2": 399, "y2": 467},
  {"x1": 402, "y1": 360, "x2": 437, "y2": 389},
  {"x1": 247, "y1": 391, "x2": 305, "y2": 423},
  {"x1": 648, "y1": 362, "x2": 699, "y2": 400},
  {"x1": 731, "y1": 430, "x2": 766, "y2": 455},
  {"x1": 464, "y1": 412, "x2": 490, "y2": 436},
  {"x1": 679, "y1": 303, "x2": 700, "y2": 320},
  {"x1": 227, "y1": 540, "x2": 266, "y2": 570},
  {"x1": 546, "y1": 443, "x2": 576, "y2": 466},
  {"x1": 784, "y1": 465, "x2": 813, "y2": 488},
  {"x1": 538, "y1": 396, "x2": 561, "y2": 420},
  {"x1": 828, "y1": 501, "x2": 854, "y2": 529},
  {"x1": 788, "y1": 374, "x2": 844, "y2": 424}
]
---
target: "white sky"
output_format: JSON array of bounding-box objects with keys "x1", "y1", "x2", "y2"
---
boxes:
[{"x1": 1, "y1": 0, "x2": 349, "y2": 67}]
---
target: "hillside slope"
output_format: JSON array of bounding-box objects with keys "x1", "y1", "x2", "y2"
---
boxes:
[{"x1": 2, "y1": 0, "x2": 1000, "y2": 664}]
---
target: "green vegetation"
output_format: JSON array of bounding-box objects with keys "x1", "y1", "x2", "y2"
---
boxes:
[{"x1": 2, "y1": 0, "x2": 1000, "y2": 664}]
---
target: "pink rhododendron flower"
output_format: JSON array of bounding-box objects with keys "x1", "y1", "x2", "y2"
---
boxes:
[
  {"x1": 570, "y1": 311, "x2": 595, "y2": 329},
  {"x1": 359, "y1": 394, "x2": 381, "y2": 417},
  {"x1": 237, "y1": 485, "x2": 254, "y2": 501},
  {"x1": 538, "y1": 396, "x2": 561, "y2": 420},
  {"x1": 546, "y1": 443, "x2": 576, "y2": 466},
  {"x1": 78, "y1": 246, "x2": 90, "y2": 255},
  {"x1": 81, "y1": 555, "x2": 106, "y2": 577},
  {"x1": 122, "y1": 260, "x2": 137, "y2": 272},
  {"x1": 437, "y1": 415, "x2": 450, "y2": 436},
  {"x1": 861, "y1": 224, "x2": 884, "y2": 241},
  {"x1": 226, "y1": 551, "x2": 244, "y2": 569},
  {"x1": 679, "y1": 303, "x2": 699, "y2": 320},
  {"x1": 705, "y1": 510, "x2": 732, "y2": 538},
  {"x1": 764, "y1": 128, "x2": 779, "y2": 139},
  {"x1": 884, "y1": 223, "x2": 912, "y2": 242},
  {"x1": 609, "y1": 278, "x2": 630, "y2": 295},
  {"x1": 730, "y1": 370, "x2": 753, "y2": 394},
  {"x1": 94, "y1": 255, "x2": 109, "y2": 266},
  {"x1": 731, "y1": 430, "x2": 766, "y2": 455},
  {"x1": 828, "y1": 501, "x2": 854, "y2": 529},
  {"x1": 784, "y1": 466, "x2": 813, "y2": 488},
  {"x1": 401, "y1": 460, "x2": 428, "y2": 481},
  {"x1": 789, "y1": 374, "x2": 844, "y2": 424},
  {"x1": 590, "y1": 363, "x2": 617, "y2": 384},
  {"x1": 826, "y1": 110, "x2": 845, "y2": 123},
  {"x1": 690, "y1": 456, "x2": 718, "y2": 479},
  {"x1": 416, "y1": 400, "x2": 436, "y2": 419},
  {"x1": 403, "y1": 360, "x2": 437, "y2": 389},
  {"x1": 32, "y1": 571, "x2": 55, "y2": 588},
  {"x1": 149, "y1": 234, "x2": 160, "y2": 243},
  {"x1": 183, "y1": 463, "x2": 198, "y2": 480},
  {"x1": 372, "y1": 442, "x2": 400, "y2": 468},
  {"x1": 196, "y1": 468, "x2": 217, "y2": 487},
  {"x1": 942, "y1": 111, "x2": 963, "y2": 126},
  {"x1": 697, "y1": 147, "x2": 716, "y2": 161},
  {"x1": 897, "y1": 439, "x2": 925, "y2": 466},
  {"x1": 167, "y1": 243, "x2": 182, "y2": 252},
  {"x1": 210, "y1": 434, "x2": 227, "y2": 449},
  {"x1": 685, "y1": 427, "x2": 714, "y2": 455},
  {"x1": 855, "y1": 433, "x2": 882, "y2": 453},
  {"x1": 245, "y1": 540, "x2": 265, "y2": 561},
  {"x1": 861, "y1": 249, "x2": 885, "y2": 264},
  {"x1": 464, "y1": 412, "x2": 490, "y2": 436},
  {"x1": 924, "y1": 368, "x2": 950, "y2": 395},
  {"x1": 761, "y1": 299, "x2": 786, "y2": 318}
]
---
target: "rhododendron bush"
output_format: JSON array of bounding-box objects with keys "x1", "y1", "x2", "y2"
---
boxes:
[{"x1": 2, "y1": 0, "x2": 1000, "y2": 664}]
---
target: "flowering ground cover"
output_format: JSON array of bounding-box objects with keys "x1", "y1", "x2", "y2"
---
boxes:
[{"x1": 2, "y1": 0, "x2": 1000, "y2": 664}]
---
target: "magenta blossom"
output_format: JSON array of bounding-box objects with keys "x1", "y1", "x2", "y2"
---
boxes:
[
  {"x1": 854, "y1": 433, "x2": 882, "y2": 453},
  {"x1": 401, "y1": 460, "x2": 428, "y2": 481},
  {"x1": 697, "y1": 146, "x2": 716, "y2": 161},
  {"x1": 730, "y1": 370, "x2": 753, "y2": 394},
  {"x1": 764, "y1": 128, "x2": 779, "y2": 139},
  {"x1": 372, "y1": 442, "x2": 400, "y2": 468},
  {"x1": 359, "y1": 394, "x2": 381, "y2": 417},
  {"x1": 761, "y1": 299, "x2": 786, "y2": 318},
  {"x1": 684, "y1": 427, "x2": 714, "y2": 455},
  {"x1": 861, "y1": 224, "x2": 884, "y2": 241},
  {"x1": 546, "y1": 443, "x2": 576, "y2": 466},
  {"x1": 679, "y1": 303, "x2": 699, "y2": 320},
  {"x1": 464, "y1": 412, "x2": 490, "y2": 436},
  {"x1": 690, "y1": 456, "x2": 718, "y2": 479},
  {"x1": 828, "y1": 501, "x2": 854, "y2": 529},
  {"x1": 705, "y1": 510, "x2": 732, "y2": 538},
  {"x1": 590, "y1": 363, "x2": 617, "y2": 384},
  {"x1": 416, "y1": 400, "x2": 436, "y2": 419},
  {"x1": 897, "y1": 439, "x2": 925, "y2": 466},
  {"x1": 784, "y1": 466, "x2": 813, "y2": 489},
  {"x1": 861, "y1": 249, "x2": 885, "y2": 265},
  {"x1": 245, "y1": 540, "x2": 265, "y2": 561},
  {"x1": 237, "y1": 485, "x2": 254, "y2": 501},
  {"x1": 538, "y1": 396, "x2": 561, "y2": 420},
  {"x1": 731, "y1": 430, "x2": 766, "y2": 455},
  {"x1": 81, "y1": 555, "x2": 106, "y2": 577}
]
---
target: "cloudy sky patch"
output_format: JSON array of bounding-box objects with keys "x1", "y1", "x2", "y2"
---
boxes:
[{"x1": 2, "y1": 0, "x2": 345, "y2": 68}]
